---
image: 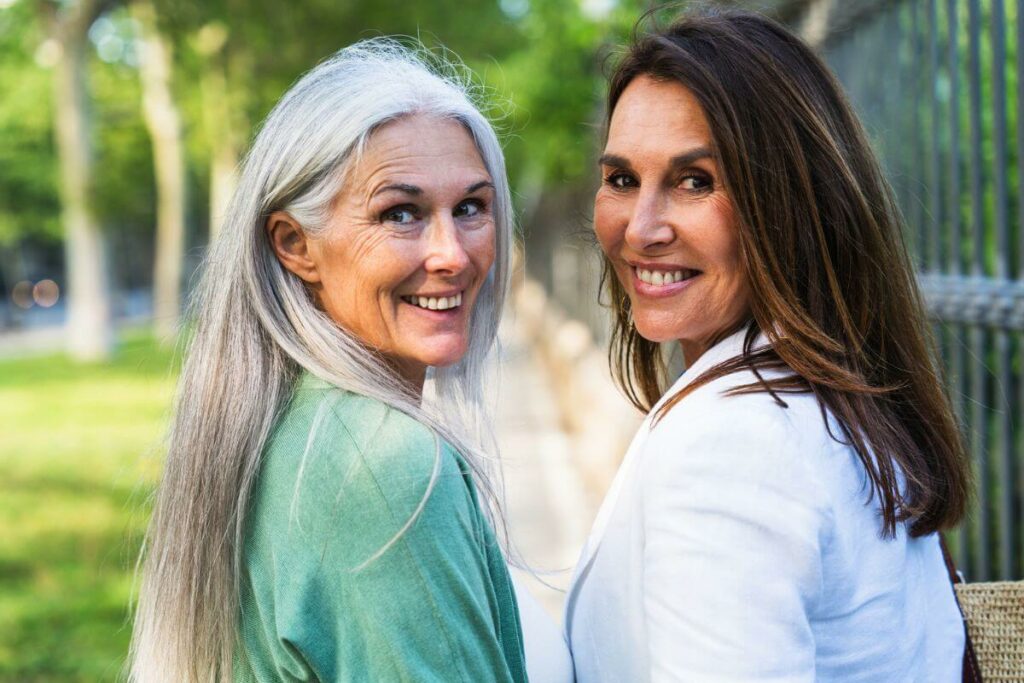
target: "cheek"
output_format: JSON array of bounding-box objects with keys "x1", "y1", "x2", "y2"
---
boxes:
[
  {"x1": 722, "y1": 228, "x2": 744, "y2": 282},
  {"x1": 707, "y1": 211, "x2": 748, "y2": 305},
  {"x1": 593, "y1": 194, "x2": 626, "y2": 251},
  {"x1": 316, "y1": 237, "x2": 412, "y2": 322},
  {"x1": 698, "y1": 199, "x2": 741, "y2": 268},
  {"x1": 467, "y1": 224, "x2": 497, "y2": 277}
]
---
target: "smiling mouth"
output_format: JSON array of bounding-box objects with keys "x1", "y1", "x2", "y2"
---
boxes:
[
  {"x1": 634, "y1": 267, "x2": 701, "y2": 286},
  {"x1": 401, "y1": 291, "x2": 464, "y2": 311}
]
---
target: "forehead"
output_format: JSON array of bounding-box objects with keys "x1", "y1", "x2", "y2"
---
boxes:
[
  {"x1": 352, "y1": 114, "x2": 489, "y2": 190},
  {"x1": 606, "y1": 75, "x2": 713, "y2": 155}
]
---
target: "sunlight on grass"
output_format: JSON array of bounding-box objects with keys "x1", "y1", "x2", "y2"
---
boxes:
[{"x1": 0, "y1": 332, "x2": 177, "y2": 681}]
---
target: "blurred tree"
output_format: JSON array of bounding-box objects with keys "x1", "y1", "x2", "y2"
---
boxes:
[
  {"x1": 0, "y1": 1, "x2": 59, "y2": 329},
  {"x1": 190, "y1": 20, "x2": 238, "y2": 239},
  {"x1": 1, "y1": 0, "x2": 653, "y2": 349},
  {"x1": 0, "y1": 1, "x2": 60, "y2": 246},
  {"x1": 37, "y1": 0, "x2": 118, "y2": 361},
  {"x1": 88, "y1": 11, "x2": 158, "y2": 295},
  {"x1": 132, "y1": 0, "x2": 185, "y2": 339},
  {"x1": 487, "y1": 0, "x2": 647, "y2": 301},
  {"x1": 495, "y1": 0, "x2": 609, "y2": 219},
  {"x1": 150, "y1": 0, "x2": 526, "y2": 235}
]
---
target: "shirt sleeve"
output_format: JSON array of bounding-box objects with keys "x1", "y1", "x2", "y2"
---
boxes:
[
  {"x1": 639, "y1": 403, "x2": 830, "y2": 683},
  {"x1": 257, "y1": 399, "x2": 521, "y2": 683}
]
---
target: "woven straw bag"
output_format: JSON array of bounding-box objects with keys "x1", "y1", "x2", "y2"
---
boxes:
[{"x1": 954, "y1": 581, "x2": 1024, "y2": 681}]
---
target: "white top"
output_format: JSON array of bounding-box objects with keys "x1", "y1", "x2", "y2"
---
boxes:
[
  {"x1": 564, "y1": 326, "x2": 965, "y2": 682},
  {"x1": 512, "y1": 573, "x2": 575, "y2": 683}
]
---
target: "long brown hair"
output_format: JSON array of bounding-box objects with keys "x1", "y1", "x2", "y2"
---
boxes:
[{"x1": 602, "y1": 9, "x2": 971, "y2": 538}]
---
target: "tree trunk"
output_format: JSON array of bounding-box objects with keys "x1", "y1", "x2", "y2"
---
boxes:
[
  {"x1": 48, "y1": 0, "x2": 114, "y2": 362},
  {"x1": 799, "y1": 0, "x2": 834, "y2": 48},
  {"x1": 133, "y1": 0, "x2": 186, "y2": 341},
  {"x1": 194, "y1": 22, "x2": 241, "y2": 241}
]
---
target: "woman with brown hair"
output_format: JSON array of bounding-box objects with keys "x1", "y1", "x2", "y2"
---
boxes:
[{"x1": 564, "y1": 9, "x2": 972, "y2": 682}]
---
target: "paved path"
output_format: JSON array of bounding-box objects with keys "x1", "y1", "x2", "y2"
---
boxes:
[{"x1": 495, "y1": 322, "x2": 596, "y2": 623}]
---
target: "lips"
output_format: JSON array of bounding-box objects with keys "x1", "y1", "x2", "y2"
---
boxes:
[{"x1": 400, "y1": 291, "x2": 463, "y2": 311}]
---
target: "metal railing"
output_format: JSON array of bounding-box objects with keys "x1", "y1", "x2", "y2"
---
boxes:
[{"x1": 822, "y1": 0, "x2": 1023, "y2": 581}]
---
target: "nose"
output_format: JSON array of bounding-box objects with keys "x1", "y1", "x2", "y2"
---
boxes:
[
  {"x1": 624, "y1": 189, "x2": 676, "y2": 252},
  {"x1": 424, "y1": 214, "x2": 471, "y2": 274}
]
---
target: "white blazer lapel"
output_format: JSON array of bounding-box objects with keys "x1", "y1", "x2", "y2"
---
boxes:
[{"x1": 563, "y1": 326, "x2": 755, "y2": 634}]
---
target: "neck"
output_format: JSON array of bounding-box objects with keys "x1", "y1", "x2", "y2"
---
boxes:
[
  {"x1": 679, "y1": 339, "x2": 709, "y2": 368},
  {"x1": 390, "y1": 357, "x2": 427, "y2": 398},
  {"x1": 679, "y1": 319, "x2": 752, "y2": 368}
]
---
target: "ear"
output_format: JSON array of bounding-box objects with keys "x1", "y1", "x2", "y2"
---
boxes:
[{"x1": 265, "y1": 211, "x2": 321, "y2": 284}]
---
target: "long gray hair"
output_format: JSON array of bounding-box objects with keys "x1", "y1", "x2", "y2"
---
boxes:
[{"x1": 129, "y1": 38, "x2": 513, "y2": 683}]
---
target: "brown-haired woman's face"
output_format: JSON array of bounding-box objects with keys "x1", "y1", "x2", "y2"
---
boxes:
[{"x1": 595, "y1": 75, "x2": 750, "y2": 363}]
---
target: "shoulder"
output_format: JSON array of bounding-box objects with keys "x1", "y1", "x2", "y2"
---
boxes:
[
  {"x1": 254, "y1": 383, "x2": 477, "y2": 563},
  {"x1": 269, "y1": 382, "x2": 463, "y2": 492},
  {"x1": 642, "y1": 369, "x2": 836, "y2": 511},
  {"x1": 636, "y1": 373, "x2": 836, "y2": 583},
  {"x1": 649, "y1": 368, "x2": 828, "y2": 456},
  {"x1": 276, "y1": 379, "x2": 437, "y2": 456}
]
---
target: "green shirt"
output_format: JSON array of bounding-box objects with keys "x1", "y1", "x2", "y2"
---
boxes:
[{"x1": 235, "y1": 373, "x2": 527, "y2": 682}]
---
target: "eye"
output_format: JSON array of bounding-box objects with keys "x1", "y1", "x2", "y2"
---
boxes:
[
  {"x1": 454, "y1": 198, "x2": 486, "y2": 218},
  {"x1": 680, "y1": 173, "x2": 712, "y2": 192},
  {"x1": 380, "y1": 205, "x2": 419, "y2": 225},
  {"x1": 604, "y1": 171, "x2": 637, "y2": 190}
]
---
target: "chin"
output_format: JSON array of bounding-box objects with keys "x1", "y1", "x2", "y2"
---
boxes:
[
  {"x1": 632, "y1": 316, "x2": 681, "y2": 344},
  {"x1": 415, "y1": 341, "x2": 470, "y2": 369}
]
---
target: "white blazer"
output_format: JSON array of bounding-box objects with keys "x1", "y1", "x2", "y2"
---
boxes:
[{"x1": 564, "y1": 326, "x2": 965, "y2": 682}]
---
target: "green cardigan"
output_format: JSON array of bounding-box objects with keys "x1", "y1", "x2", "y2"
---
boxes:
[{"x1": 235, "y1": 373, "x2": 527, "y2": 682}]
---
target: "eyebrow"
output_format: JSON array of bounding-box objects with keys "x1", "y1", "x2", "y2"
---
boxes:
[
  {"x1": 599, "y1": 147, "x2": 715, "y2": 169},
  {"x1": 465, "y1": 180, "x2": 495, "y2": 194},
  {"x1": 373, "y1": 180, "x2": 495, "y2": 198},
  {"x1": 670, "y1": 147, "x2": 715, "y2": 167},
  {"x1": 374, "y1": 183, "x2": 422, "y2": 197}
]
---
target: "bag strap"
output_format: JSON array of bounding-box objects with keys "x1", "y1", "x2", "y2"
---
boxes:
[{"x1": 938, "y1": 533, "x2": 983, "y2": 683}]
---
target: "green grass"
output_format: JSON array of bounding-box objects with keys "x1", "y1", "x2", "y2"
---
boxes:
[{"x1": 0, "y1": 333, "x2": 177, "y2": 681}]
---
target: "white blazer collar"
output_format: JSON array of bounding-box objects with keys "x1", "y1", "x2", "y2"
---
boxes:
[
  {"x1": 650, "y1": 324, "x2": 760, "y2": 416},
  {"x1": 565, "y1": 324, "x2": 764, "y2": 636}
]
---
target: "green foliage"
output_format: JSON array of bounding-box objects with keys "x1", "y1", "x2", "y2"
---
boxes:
[
  {"x1": 0, "y1": 0, "x2": 656, "y2": 251},
  {"x1": 0, "y1": 333, "x2": 176, "y2": 680},
  {"x1": 0, "y1": 1, "x2": 59, "y2": 245},
  {"x1": 484, "y1": 0, "x2": 653, "y2": 195},
  {"x1": 0, "y1": 3, "x2": 158, "y2": 249},
  {"x1": 495, "y1": 0, "x2": 607, "y2": 187},
  {"x1": 151, "y1": 0, "x2": 527, "y2": 167},
  {"x1": 89, "y1": 10, "x2": 156, "y2": 233}
]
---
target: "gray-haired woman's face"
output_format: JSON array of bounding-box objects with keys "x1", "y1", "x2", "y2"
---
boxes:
[{"x1": 267, "y1": 114, "x2": 496, "y2": 388}]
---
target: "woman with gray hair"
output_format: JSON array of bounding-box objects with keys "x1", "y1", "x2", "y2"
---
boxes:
[{"x1": 128, "y1": 39, "x2": 567, "y2": 682}]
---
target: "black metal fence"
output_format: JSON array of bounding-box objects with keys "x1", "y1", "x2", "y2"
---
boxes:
[{"x1": 822, "y1": 0, "x2": 1023, "y2": 581}]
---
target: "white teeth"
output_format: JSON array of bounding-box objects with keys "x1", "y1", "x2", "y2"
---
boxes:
[
  {"x1": 636, "y1": 268, "x2": 692, "y2": 286},
  {"x1": 404, "y1": 292, "x2": 463, "y2": 310}
]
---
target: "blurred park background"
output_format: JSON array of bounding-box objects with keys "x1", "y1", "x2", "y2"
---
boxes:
[{"x1": 0, "y1": 0, "x2": 1022, "y2": 679}]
